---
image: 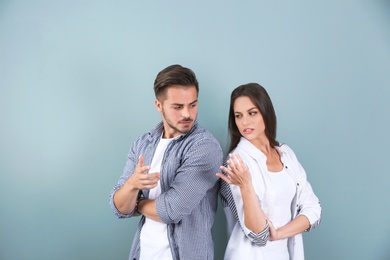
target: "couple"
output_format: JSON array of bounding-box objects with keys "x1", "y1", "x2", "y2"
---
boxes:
[{"x1": 109, "y1": 64, "x2": 322, "y2": 260}]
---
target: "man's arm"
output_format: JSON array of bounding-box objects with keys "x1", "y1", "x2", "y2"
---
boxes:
[
  {"x1": 154, "y1": 138, "x2": 223, "y2": 224},
  {"x1": 136, "y1": 199, "x2": 160, "y2": 221},
  {"x1": 113, "y1": 155, "x2": 160, "y2": 215}
]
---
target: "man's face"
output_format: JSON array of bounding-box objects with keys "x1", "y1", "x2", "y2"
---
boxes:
[{"x1": 155, "y1": 85, "x2": 198, "y2": 138}]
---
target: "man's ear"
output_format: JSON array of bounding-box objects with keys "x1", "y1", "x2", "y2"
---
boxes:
[{"x1": 155, "y1": 99, "x2": 162, "y2": 112}]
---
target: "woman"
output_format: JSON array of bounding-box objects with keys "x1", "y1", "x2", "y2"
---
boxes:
[{"x1": 217, "y1": 83, "x2": 321, "y2": 260}]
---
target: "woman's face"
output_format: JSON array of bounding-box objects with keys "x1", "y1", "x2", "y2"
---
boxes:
[{"x1": 233, "y1": 96, "x2": 266, "y2": 142}]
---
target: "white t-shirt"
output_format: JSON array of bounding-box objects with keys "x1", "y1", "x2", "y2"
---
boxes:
[
  {"x1": 140, "y1": 136, "x2": 174, "y2": 260},
  {"x1": 262, "y1": 167, "x2": 296, "y2": 260}
]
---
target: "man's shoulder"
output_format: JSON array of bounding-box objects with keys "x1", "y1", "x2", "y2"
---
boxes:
[
  {"x1": 136, "y1": 123, "x2": 163, "y2": 139},
  {"x1": 129, "y1": 124, "x2": 163, "y2": 149},
  {"x1": 189, "y1": 124, "x2": 220, "y2": 143}
]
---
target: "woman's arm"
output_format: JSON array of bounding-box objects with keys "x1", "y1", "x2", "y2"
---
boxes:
[
  {"x1": 268, "y1": 215, "x2": 310, "y2": 240},
  {"x1": 217, "y1": 153, "x2": 268, "y2": 233},
  {"x1": 268, "y1": 144, "x2": 322, "y2": 239}
]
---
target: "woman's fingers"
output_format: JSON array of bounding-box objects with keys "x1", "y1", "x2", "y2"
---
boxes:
[
  {"x1": 230, "y1": 153, "x2": 241, "y2": 167},
  {"x1": 220, "y1": 165, "x2": 230, "y2": 172},
  {"x1": 235, "y1": 154, "x2": 245, "y2": 167},
  {"x1": 216, "y1": 173, "x2": 231, "y2": 184}
]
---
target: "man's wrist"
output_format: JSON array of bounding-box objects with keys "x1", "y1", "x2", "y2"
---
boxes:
[
  {"x1": 124, "y1": 176, "x2": 139, "y2": 192},
  {"x1": 135, "y1": 192, "x2": 144, "y2": 215}
]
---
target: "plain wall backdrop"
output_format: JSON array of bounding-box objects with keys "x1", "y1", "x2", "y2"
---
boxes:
[{"x1": 1, "y1": 1, "x2": 389, "y2": 259}]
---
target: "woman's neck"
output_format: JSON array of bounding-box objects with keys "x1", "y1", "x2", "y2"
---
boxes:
[{"x1": 249, "y1": 136, "x2": 272, "y2": 156}]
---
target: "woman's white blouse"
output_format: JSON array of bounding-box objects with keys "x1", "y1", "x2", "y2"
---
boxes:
[{"x1": 220, "y1": 137, "x2": 322, "y2": 260}]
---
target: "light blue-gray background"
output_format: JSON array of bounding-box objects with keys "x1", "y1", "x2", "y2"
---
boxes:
[{"x1": 1, "y1": 1, "x2": 389, "y2": 259}]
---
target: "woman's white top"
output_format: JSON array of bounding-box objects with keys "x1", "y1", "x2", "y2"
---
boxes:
[
  {"x1": 262, "y1": 168, "x2": 295, "y2": 260},
  {"x1": 220, "y1": 137, "x2": 322, "y2": 260}
]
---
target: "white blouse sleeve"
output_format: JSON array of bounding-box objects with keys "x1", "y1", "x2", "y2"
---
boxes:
[{"x1": 220, "y1": 179, "x2": 269, "y2": 246}]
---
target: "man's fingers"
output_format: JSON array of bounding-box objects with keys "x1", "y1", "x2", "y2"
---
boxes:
[
  {"x1": 137, "y1": 154, "x2": 144, "y2": 167},
  {"x1": 141, "y1": 172, "x2": 159, "y2": 178},
  {"x1": 139, "y1": 165, "x2": 150, "y2": 174},
  {"x1": 135, "y1": 172, "x2": 160, "y2": 190},
  {"x1": 143, "y1": 183, "x2": 159, "y2": 189},
  {"x1": 138, "y1": 172, "x2": 160, "y2": 183}
]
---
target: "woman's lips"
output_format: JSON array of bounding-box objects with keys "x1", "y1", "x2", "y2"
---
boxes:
[{"x1": 243, "y1": 128, "x2": 254, "y2": 134}]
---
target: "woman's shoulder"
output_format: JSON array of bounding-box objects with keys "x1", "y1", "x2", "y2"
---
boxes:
[
  {"x1": 276, "y1": 142, "x2": 293, "y2": 152},
  {"x1": 276, "y1": 143, "x2": 299, "y2": 160}
]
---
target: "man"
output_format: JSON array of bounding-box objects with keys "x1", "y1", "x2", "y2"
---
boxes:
[{"x1": 109, "y1": 64, "x2": 223, "y2": 260}]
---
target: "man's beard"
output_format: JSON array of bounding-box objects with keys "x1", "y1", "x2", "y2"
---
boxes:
[{"x1": 162, "y1": 110, "x2": 194, "y2": 134}]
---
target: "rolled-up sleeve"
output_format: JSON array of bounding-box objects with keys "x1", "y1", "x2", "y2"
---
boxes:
[
  {"x1": 296, "y1": 180, "x2": 322, "y2": 231},
  {"x1": 220, "y1": 178, "x2": 269, "y2": 247},
  {"x1": 109, "y1": 145, "x2": 138, "y2": 219},
  {"x1": 246, "y1": 221, "x2": 269, "y2": 246},
  {"x1": 286, "y1": 145, "x2": 322, "y2": 231}
]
